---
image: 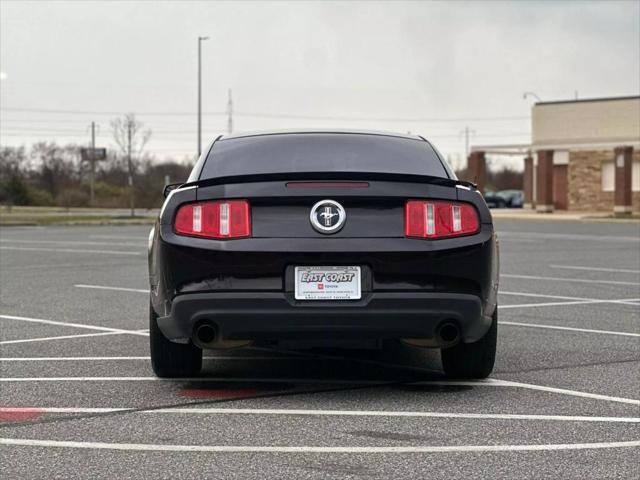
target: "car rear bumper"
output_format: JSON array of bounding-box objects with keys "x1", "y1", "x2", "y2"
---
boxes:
[{"x1": 157, "y1": 291, "x2": 490, "y2": 347}]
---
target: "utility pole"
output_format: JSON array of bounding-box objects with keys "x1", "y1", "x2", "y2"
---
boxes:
[
  {"x1": 461, "y1": 126, "x2": 475, "y2": 160},
  {"x1": 197, "y1": 36, "x2": 209, "y2": 158},
  {"x1": 89, "y1": 121, "x2": 96, "y2": 206},
  {"x1": 227, "y1": 88, "x2": 233, "y2": 134},
  {"x1": 127, "y1": 121, "x2": 134, "y2": 218}
]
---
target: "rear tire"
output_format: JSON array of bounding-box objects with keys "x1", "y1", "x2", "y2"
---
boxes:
[
  {"x1": 441, "y1": 309, "x2": 497, "y2": 379},
  {"x1": 150, "y1": 303, "x2": 202, "y2": 378}
]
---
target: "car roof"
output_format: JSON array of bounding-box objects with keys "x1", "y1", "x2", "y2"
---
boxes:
[{"x1": 219, "y1": 129, "x2": 423, "y2": 142}]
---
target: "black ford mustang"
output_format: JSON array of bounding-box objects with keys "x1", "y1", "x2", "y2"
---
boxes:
[{"x1": 148, "y1": 130, "x2": 499, "y2": 379}]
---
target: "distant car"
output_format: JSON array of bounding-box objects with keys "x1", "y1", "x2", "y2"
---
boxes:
[
  {"x1": 148, "y1": 130, "x2": 499, "y2": 380},
  {"x1": 497, "y1": 190, "x2": 524, "y2": 208},
  {"x1": 483, "y1": 190, "x2": 507, "y2": 209}
]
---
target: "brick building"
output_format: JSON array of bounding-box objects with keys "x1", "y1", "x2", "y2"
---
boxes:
[{"x1": 469, "y1": 96, "x2": 640, "y2": 214}]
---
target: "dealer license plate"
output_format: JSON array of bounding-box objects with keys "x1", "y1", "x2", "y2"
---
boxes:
[{"x1": 294, "y1": 266, "x2": 361, "y2": 300}]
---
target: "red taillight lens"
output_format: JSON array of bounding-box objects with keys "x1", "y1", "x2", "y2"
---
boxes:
[
  {"x1": 405, "y1": 200, "x2": 479, "y2": 239},
  {"x1": 174, "y1": 200, "x2": 251, "y2": 239}
]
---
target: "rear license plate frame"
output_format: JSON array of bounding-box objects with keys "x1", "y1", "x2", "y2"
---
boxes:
[{"x1": 294, "y1": 266, "x2": 361, "y2": 300}]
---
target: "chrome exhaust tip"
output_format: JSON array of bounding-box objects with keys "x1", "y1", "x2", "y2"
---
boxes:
[
  {"x1": 437, "y1": 322, "x2": 460, "y2": 345},
  {"x1": 195, "y1": 323, "x2": 217, "y2": 347}
]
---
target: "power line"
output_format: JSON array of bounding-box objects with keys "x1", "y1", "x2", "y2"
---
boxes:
[
  {"x1": 0, "y1": 127, "x2": 201, "y2": 134},
  {"x1": 1, "y1": 107, "x2": 530, "y2": 123},
  {"x1": 0, "y1": 118, "x2": 101, "y2": 125},
  {"x1": 0, "y1": 107, "x2": 226, "y2": 117},
  {"x1": 233, "y1": 112, "x2": 531, "y2": 123},
  {"x1": 0, "y1": 133, "x2": 102, "y2": 137},
  {"x1": 1, "y1": 118, "x2": 525, "y2": 133},
  {"x1": 1, "y1": 127, "x2": 90, "y2": 133},
  {"x1": 0, "y1": 117, "x2": 223, "y2": 127},
  {"x1": 0, "y1": 129, "x2": 530, "y2": 139}
]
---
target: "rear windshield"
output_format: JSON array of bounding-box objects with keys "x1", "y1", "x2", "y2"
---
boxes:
[{"x1": 199, "y1": 133, "x2": 449, "y2": 180}]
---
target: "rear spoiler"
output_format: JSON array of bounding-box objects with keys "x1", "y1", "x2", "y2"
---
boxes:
[{"x1": 177, "y1": 172, "x2": 478, "y2": 191}]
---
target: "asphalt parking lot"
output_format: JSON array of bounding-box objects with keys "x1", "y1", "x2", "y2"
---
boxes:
[{"x1": 0, "y1": 219, "x2": 638, "y2": 479}]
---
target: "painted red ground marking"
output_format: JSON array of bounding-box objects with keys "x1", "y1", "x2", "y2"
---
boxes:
[
  {"x1": 0, "y1": 408, "x2": 43, "y2": 422},
  {"x1": 180, "y1": 388, "x2": 260, "y2": 399}
]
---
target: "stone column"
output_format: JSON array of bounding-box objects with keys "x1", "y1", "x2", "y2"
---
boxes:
[
  {"x1": 467, "y1": 151, "x2": 486, "y2": 194},
  {"x1": 523, "y1": 155, "x2": 534, "y2": 209},
  {"x1": 536, "y1": 150, "x2": 554, "y2": 213},
  {"x1": 614, "y1": 146, "x2": 633, "y2": 215}
]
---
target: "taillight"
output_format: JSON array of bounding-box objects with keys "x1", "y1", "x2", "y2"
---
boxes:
[
  {"x1": 405, "y1": 200, "x2": 479, "y2": 239},
  {"x1": 174, "y1": 200, "x2": 251, "y2": 239}
]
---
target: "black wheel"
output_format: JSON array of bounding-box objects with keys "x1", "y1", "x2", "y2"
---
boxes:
[
  {"x1": 441, "y1": 309, "x2": 497, "y2": 379},
  {"x1": 150, "y1": 303, "x2": 202, "y2": 378}
]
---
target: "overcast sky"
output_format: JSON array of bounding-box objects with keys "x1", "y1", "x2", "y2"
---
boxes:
[{"x1": 1, "y1": 0, "x2": 639, "y2": 168}]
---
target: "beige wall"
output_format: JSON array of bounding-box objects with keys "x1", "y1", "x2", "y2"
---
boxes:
[
  {"x1": 568, "y1": 149, "x2": 640, "y2": 212},
  {"x1": 533, "y1": 98, "x2": 640, "y2": 146}
]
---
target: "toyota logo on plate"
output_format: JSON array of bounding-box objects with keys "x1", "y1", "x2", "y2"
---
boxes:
[{"x1": 310, "y1": 199, "x2": 346, "y2": 234}]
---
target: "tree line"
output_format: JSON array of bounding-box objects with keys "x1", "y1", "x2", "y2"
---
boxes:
[
  {"x1": 0, "y1": 115, "x2": 193, "y2": 210},
  {"x1": 1, "y1": 114, "x2": 524, "y2": 210}
]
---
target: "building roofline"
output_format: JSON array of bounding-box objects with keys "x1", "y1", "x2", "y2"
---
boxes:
[
  {"x1": 535, "y1": 95, "x2": 640, "y2": 106},
  {"x1": 471, "y1": 138, "x2": 640, "y2": 154}
]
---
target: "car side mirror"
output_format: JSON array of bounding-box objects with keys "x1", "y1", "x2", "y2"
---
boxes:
[{"x1": 163, "y1": 183, "x2": 182, "y2": 198}]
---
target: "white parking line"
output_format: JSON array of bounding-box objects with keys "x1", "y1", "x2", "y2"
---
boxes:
[
  {"x1": 74, "y1": 284, "x2": 150, "y2": 294},
  {"x1": 0, "y1": 314, "x2": 148, "y2": 336},
  {"x1": 0, "y1": 406, "x2": 637, "y2": 423},
  {"x1": 498, "y1": 231, "x2": 640, "y2": 243},
  {"x1": 550, "y1": 264, "x2": 640, "y2": 274},
  {"x1": 1, "y1": 437, "x2": 638, "y2": 453},
  {"x1": 0, "y1": 356, "x2": 298, "y2": 361},
  {"x1": 0, "y1": 246, "x2": 141, "y2": 256},
  {"x1": 482, "y1": 379, "x2": 640, "y2": 406},
  {"x1": 500, "y1": 300, "x2": 624, "y2": 309},
  {"x1": 500, "y1": 321, "x2": 640, "y2": 337},
  {"x1": 0, "y1": 262, "x2": 128, "y2": 271},
  {"x1": 0, "y1": 377, "x2": 388, "y2": 385},
  {"x1": 500, "y1": 291, "x2": 640, "y2": 307},
  {"x1": 0, "y1": 331, "x2": 141, "y2": 346},
  {"x1": 90, "y1": 235, "x2": 147, "y2": 240},
  {"x1": 500, "y1": 291, "x2": 605, "y2": 301},
  {"x1": 0, "y1": 376, "x2": 636, "y2": 405},
  {"x1": 501, "y1": 273, "x2": 640, "y2": 287},
  {"x1": 0, "y1": 239, "x2": 145, "y2": 248}
]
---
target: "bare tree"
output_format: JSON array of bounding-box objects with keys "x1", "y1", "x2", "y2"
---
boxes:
[
  {"x1": 0, "y1": 146, "x2": 28, "y2": 179},
  {"x1": 30, "y1": 142, "x2": 79, "y2": 198},
  {"x1": 110, "y1": 113, "x2": 152, "y2": 216},
  {"x1": 0, "y1": 146, "x2": 29, "y2": 208}
]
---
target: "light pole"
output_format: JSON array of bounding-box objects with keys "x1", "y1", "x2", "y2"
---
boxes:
[
  {"x1": 522, "y1": 91, "x2": 542, "y2": 103},
  {"x1": 197, "y1": 36, "x2": 209, "y2": 158}
]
